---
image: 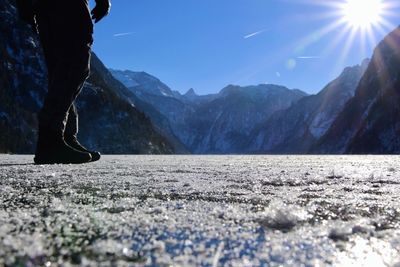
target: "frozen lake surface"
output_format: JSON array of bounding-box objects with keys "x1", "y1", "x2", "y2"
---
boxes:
[{"x1": 1, "y1": 155, "x2": 400, "y2": 266}]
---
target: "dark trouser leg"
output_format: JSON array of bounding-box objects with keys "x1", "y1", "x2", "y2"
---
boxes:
[
  {"x1": 64, "y1": 102, "x2": 102, "y2": 162},
  {"x1": 33, "y1": 0, "x2": 94, "y2": 164},
  {"x1": 35, "y1": 0, "x2": 93, "y2": 137},
  {"x1": 65, "y1": 103, "x2": 79, "y2": 139}
]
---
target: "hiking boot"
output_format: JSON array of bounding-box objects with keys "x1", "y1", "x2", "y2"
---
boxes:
[
  {"x1": 65, "y1": 135, "x2": 101, "y2": 162},
  {"x1": 34, "y1": 132, "x2": 92, "y2": 165}
]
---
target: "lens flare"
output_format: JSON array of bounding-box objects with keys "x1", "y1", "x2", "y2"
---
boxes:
[{"x1": 341, "y1": 0, "x2": 384, "y2": 29}]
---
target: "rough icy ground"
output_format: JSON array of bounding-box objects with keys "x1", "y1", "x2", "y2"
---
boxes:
[{"x1": 1, "y1": 155, "x2": 400, "y2": 266}]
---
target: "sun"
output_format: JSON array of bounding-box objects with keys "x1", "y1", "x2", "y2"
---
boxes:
[
  {"x1": 289, "y1": 0, "x2": 397, "y2": 79},
  {"x1": 340, "y1": 0, "x2": 384, "y2": 29}
]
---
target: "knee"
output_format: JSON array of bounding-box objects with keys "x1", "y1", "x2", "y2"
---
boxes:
[{"x1": 68, "y1": 45, "x2": 92, "y2": 80}]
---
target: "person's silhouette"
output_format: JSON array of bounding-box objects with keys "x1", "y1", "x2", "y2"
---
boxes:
[{"x1": 16, "y1": 0, "x2": 111, "y2": 164}]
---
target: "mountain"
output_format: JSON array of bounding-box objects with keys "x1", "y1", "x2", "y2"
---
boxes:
[
  {"x1": 185, "y1": 84, "x2": 308, "y2": 153},
  {"x1": 111, "y1": 70, "x2": 308, "y2": 154},
  {"x1": 181, "y1": 88, "x2": 219, "y2": 104},
  {"x1": 247, "y1": 60, "x2": 369, "y2": 153},
  {"x1": 109, "y1": 69, "x2": 179, "y2": 98},
  {"x1": 184, "y1": 88, "x2": 197, "y2": 99},
  {"x1": 0, "y1": 0, "x2": 47, "y2": 153},
  {"x1": 0, "y1": 0, "x2": 173, "y2": 154},
  {"x1": 109, "y1": 69, "x2": 191, "y2": 153},
  {"x1": 111, "y1": 69, "x2": 309, "y2": 153},
  {"x1": 315, "y1": 27, "x2": 400, "y2": 154},
  {"x1": 77, "y1": 55, "x2": 174, "y2": 154}
]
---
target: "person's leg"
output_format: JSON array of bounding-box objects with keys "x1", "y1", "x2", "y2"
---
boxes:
[
  {"x1": 38, "y1": 0, "x2": 92, "y2": 135},
  {"x1": 34, "y1": 0, "x2": 93, "y2": 164},
  {"x1": 64, "y1": 104, "x2": 79, "y2": 139},
  {"x1": 64, "y1": 103, "x2": 101, "y2": 161}
]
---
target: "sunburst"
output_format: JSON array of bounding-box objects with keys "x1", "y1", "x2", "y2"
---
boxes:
[
  {"x1": 340, "y1": 0, "x2": 385, "y2": 29},
  {"x1": 291, "y1": 0, "x2": 398, "y2": 77}
]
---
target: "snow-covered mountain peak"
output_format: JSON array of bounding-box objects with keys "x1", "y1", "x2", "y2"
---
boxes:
[{"x1": 109, "y1": 69, "x2": 175, "y2": 98}]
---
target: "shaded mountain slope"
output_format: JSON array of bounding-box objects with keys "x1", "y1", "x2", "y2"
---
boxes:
[
  {"x1": 185, "y1": 84, "x2": 308, "y2": 153},
  {"x1": 77, "y1": 54, "x2": 174, "y2": 154},
  {"x1": 109, "y1": 70, "x2": 190, "y2": 153},
  {"x1": 315, "y1": 27, "x2": 400, "y2": 154},
  {"x1": 247, "y1": 60, "x2": 369, "y2": 153},
  {"x1": 0, "y1": 0, "x2": 46, "y2": 153}
]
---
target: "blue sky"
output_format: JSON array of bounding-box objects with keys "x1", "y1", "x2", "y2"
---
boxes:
[{"x1": 91, "y1": 0, "x2": 400, "y2": 95}]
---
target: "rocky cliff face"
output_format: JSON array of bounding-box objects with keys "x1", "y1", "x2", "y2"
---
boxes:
[
  {"x1": 185, "y1": 85, "x2": 308, "y2": 153},
  {"x1": 109, "y1": 70, "x2": 191, "y2": 154},
  {"x1": 247, "y1": 60, "x2": 369, "y2": 153},
  {"x1": 315, "y1": 27, "x2": 400, "y2": 154},
  {"x1": 0, "y1": 0, "x2": 173, "y2": 154}
]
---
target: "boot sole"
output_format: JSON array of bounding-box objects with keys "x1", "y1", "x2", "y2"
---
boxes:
[{"x1": 34, "y1": 155, "x2": 92, "y2": 165}]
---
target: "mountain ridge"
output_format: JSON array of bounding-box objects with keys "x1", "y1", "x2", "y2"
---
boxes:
[
  {"x1": 314, "y1": 26, "x2": 400, "y2": 154},
  {"x1": 110, "y1": 68, "x2": 309, "y2": 154}
]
